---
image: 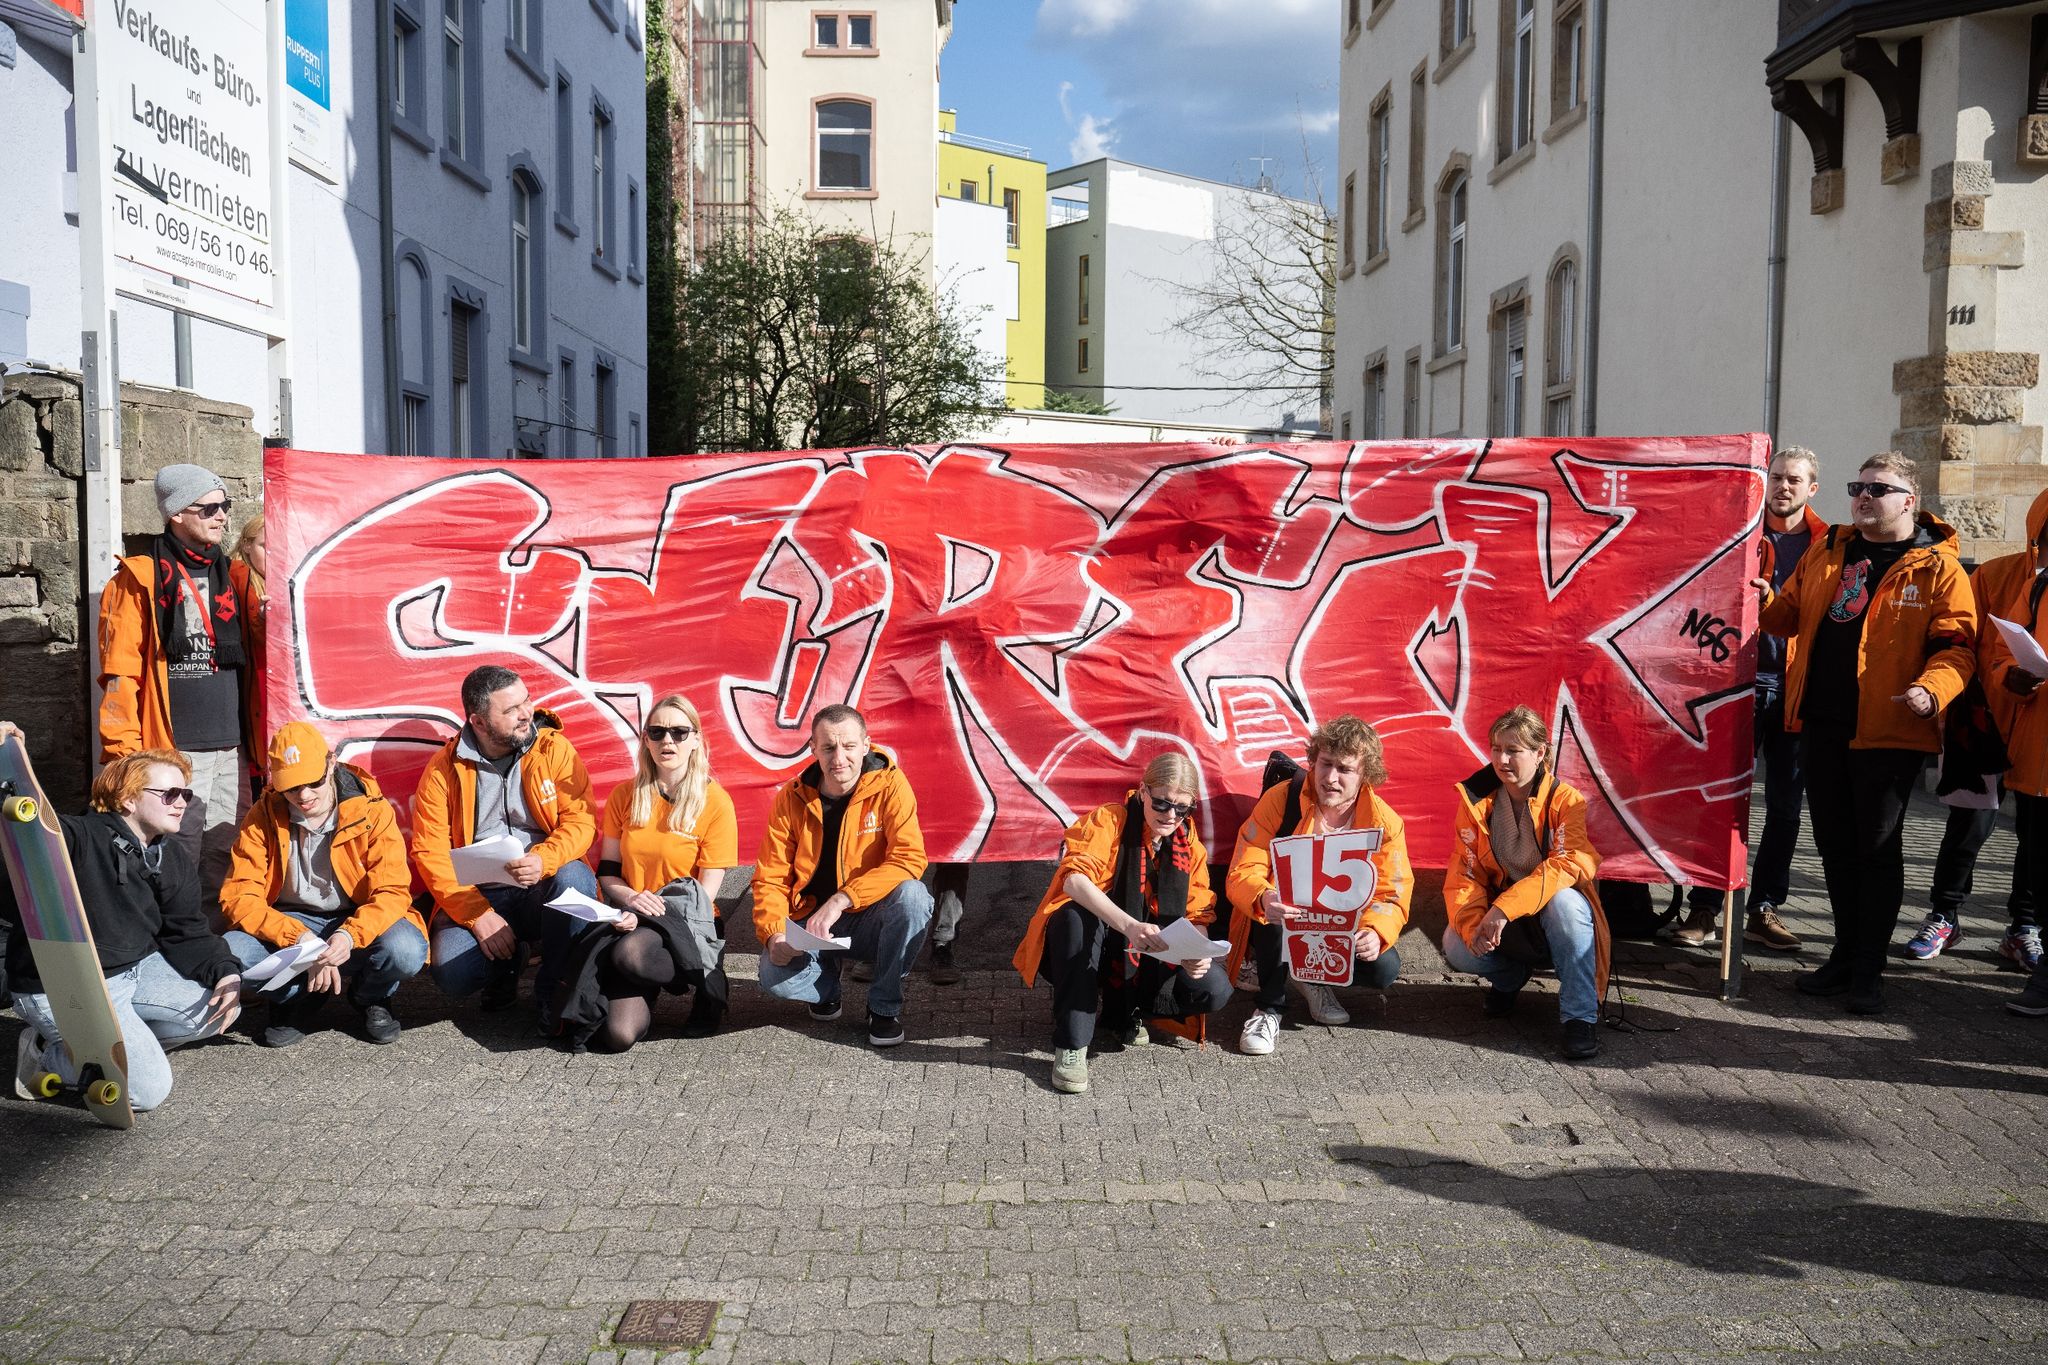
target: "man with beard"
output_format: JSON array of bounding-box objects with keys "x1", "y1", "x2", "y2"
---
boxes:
[
  {"x1": 96, "y1": 464, "x2": 261, "y2": 904},
  {"x1": 411, "y1": 666, "x2": 599, "y2": 1026}
]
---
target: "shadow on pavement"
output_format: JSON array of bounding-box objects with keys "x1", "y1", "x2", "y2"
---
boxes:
[{"x1": 1341, "y1": 1144, "x2": 2048, "y2": 1296}]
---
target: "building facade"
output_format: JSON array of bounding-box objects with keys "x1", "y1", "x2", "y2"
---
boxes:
[
  {"x1": 0, "y1": 0, "x2": 649, "y2": 461},
  {"x1": 938, "y1": 109, "x2": 1046, "y2": 410},
  {"x1": 1333, "y1": 0, "x2": 2046, "y2": 552},
  {"x1": 1044, "y1": 159, "x2": 1328, "y2": 433}
]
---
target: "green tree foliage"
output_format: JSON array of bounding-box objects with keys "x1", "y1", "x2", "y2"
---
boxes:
[
  {"x1": 644, "y1": 2, "x2": 684, "y2": 455},
  {"x1": 674, "y1": 210, "x2": 1006, "y2": 453},
  {"x1": 1039, "y1": 387, "x2": 1117, "y2": 417}
]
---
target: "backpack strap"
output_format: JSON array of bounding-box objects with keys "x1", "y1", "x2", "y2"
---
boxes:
[{"x1": 1284, "y1": 770, "x2": 1306, "y2": 836}]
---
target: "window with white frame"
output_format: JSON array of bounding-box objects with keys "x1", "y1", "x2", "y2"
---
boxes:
[
  {"x1": 511, "y1": 175, "x2": 535, "y2": 352},
  {"x1": 1553, "y1": 0, "x2": 1586, "y2": 123},
  {"x1": 1492, "y1": 297, "x2": 1528, "y2": 436},
  {"x1": 1364, "y1": 361, "x2": 1388, "y2": 438},
  {"x1": 1443, "y1": 0, "x2": 1473, "y2": 55},
  {"x1": 811, "y1": 11, "x2": 875, "y2": 52},
  {"x1": 1545, "y1": 256, "x2": 1579, "y2": 435},
  {"x1": 1367, "y1": 94, "x2": 1391, "y2": 258},
  {"x1": 392, "y1": 7, "x2": 420, "y2": 121},
  {"x1": 1403, "y1": 351, "x2": 1421, "y2": 437},
  {"x1": 1341, "y1": 174, "x2": 1356, "y2": 270},
  {"x1": 592, "y1": 102, "x2": 611, "y2": 258},
  {"x1": 1499, "y1": 0, "x2": 1536, "y2": 159},
  {"x1": 450, "y1": 299, "x2": 477, "y2": 454},
  {"x1": 442, "y1": 0, "x2": 465, "y2": 158},
  {"x1": 816, "y1": 99, "x2": 873, "y2": 190},
  {"x1": 555, "y1": 74, "x2": 575, "y2": 227},
  {"x1": 1436, "y1": 170, "x2": 1467, "y2": 355},
  {"x1": 509, "y1": 0, "x2": 529, "y2": 53}
]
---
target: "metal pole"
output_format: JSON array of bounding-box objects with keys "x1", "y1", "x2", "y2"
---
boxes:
[
  {"x1": 76, "y1": 1, "x2": 123, "y2": 598},
  {"x1": 1763, "y1": 113, "x2": 1791, "y2": 444},
  {"x1": 265, "y1": 0, "x2": 293, "y2": 444},
  {"x1": 1580, "y1": 0, "x2": 1609, "y2": 435},
  {"x1": 375, "y1": 0, "x2": 402, "y2": 451}
]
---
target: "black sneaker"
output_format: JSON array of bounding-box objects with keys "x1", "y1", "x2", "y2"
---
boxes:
[
  {"x1": 2006, "y1": 984, "x2": 2048, "y2": 1017},
  {"x1": 360, "y1": 1004, "x2": 401, "y2": 1044},
  {"x1": 1795, "y1": 959, "x2": 1853, "y2": 997},
  {"x1": 261, "y1": 996, "x2": 313, "y2": 1049},
  {"x1": 1845, "y1": 982, "x2": 1886, "y2": 1015},
  {"x1": 809, "y1": 997, "x2": 843, "y2": 1022},
  {"x1": 867, "y1": 1011, "x2": 904, "y2": 1047},
  {"x1": 680, "y1": 991, "x2": 724, "y2": 1039},
  {"x1": 479, "y1": 962, "x2": 519, "y2": 1012},
  {"x1": 929, "y1": 942, "x2": 961, "y2": 985},
  {"x1": 1560, "y1": 1018, "x2": 1600, "y2": 1060},
  {"x1": 1483, "y1": 988, "x2": 1518, "y2": 1018}
]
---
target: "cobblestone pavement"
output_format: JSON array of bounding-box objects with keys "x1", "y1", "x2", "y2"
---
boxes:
[{"x1": 5, "y1": 785, "x2": 2048, "y2": 1364}]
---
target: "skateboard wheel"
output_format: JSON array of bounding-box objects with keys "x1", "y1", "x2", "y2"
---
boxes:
[
  {"x1": 3, "y1": 796, "x2": 35, "y2": 822},
  {"x1": 34, "y1": 1071, "x2": 62, "y2": 1099},
  {"x1": 87, "y1": 1080, "x2": 121, "y2": 1107}
]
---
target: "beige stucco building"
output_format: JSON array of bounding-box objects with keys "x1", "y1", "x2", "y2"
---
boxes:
[{"x1": 1334, "y1": 0, "x2": 2047, "y2": 556}]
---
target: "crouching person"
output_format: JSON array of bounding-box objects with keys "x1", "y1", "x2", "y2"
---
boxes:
[
  {"x1": 1440, "y1": 706, "x2": 1610, "y2": 1061},
  {"x1": 1227, "y1": 715, "x2": 1413, "y2": 1056},
  {"x1": 1, "y1": 723, "x2": 241, "y2": 1111},
  {"x1": 220, "y1": 723, "x2": 427, "y2": 1047},
  {"x1": 753, "y1": 705, "x2": 932, "y2": 1048},
  {"x1": 1011, "y1": 753, "x2": 1233, "y2": 1095}
]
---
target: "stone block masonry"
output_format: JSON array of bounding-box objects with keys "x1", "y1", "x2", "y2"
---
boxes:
[{"x1": 0, "y1": 370, "x2": 261, "y2": 807}]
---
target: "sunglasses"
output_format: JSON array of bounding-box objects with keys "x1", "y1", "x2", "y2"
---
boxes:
[
  {"x1": 645, "y1": 725, "x2": 696, "y2": 743},
  {"x1": 277, "y1": 776, "x2": 329, "y2": 799},
  {"x1": 143, "y1": 786, "x2": 196, "y2": 805},
  {"x1": 184, "y1": 498, "x2": 234, "y2": 518},
  {"x1": 1147, "y1": 793, "x2": 1195, "y2": 820},
  {"x1": 1845, "y1": 481, "x2": 1910, "y2": 500}
]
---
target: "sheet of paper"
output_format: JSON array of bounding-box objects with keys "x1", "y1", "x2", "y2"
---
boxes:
[
  {"x1": 546, "y1": 887, "x2": 623, "y2": 923},
  {"x1": 447, "y1": 834, "x2": 527, "y2": 887},
  {"x1": 242, "y1": 936, "x2": 328, "y2": 992},
  {"x1": 1992, "y1": 615, "x2": 2048, "y2": 678},
  {"x1": 1141, "y1": 916, "x2": 1231, "y2": 962},
  {"x1": 784, "y1": 920, "x2": 854, "y2": 953}
]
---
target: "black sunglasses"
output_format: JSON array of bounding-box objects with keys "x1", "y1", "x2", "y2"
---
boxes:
[
  {"x1": 645, "y1": 725, "x2": 696, "y2": 743},
  {"x1": 143, "y1": 786, "x2": 196, "y2": 805},
  {"x1": 1147, "y1": 793, "x2": 1195, "y2": 820},
  {"x1": 186, "y1": 498, "x2": 234, "y2": 518},
  {"x1": 1845, "y1": 480, "x2": 1910, "y2": 500}
]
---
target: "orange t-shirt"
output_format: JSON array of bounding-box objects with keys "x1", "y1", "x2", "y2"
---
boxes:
[{"x1": 600, "y1": 779, "x2": 739, "y2": 891}]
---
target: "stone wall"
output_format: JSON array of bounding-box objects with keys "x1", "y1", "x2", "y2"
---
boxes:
[{"x1": 0, "y1": 370, "x2": 261, "y2": 807}]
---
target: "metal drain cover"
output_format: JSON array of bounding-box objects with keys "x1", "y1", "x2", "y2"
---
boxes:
[{"x1": 615, "y1": 1300, "x2": 718, "y2": 1348}]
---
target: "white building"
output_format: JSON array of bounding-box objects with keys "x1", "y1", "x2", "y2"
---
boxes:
[
  {"x1": 1044, "y1": 158, "x2": 1329, "y2": 434},
  {"x1": 0, "y1": 0, "x2": 649, "y2": 460},
  {"x1": 1333, "y1": 0, "x2": 2047, "y2": 556}
]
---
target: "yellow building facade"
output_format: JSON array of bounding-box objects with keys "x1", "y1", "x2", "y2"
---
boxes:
[{"x1": 938, "y1": 111, "x2": 1045, "y2": 410}]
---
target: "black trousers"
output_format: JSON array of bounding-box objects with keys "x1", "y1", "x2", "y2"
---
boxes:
[
  {"x1": 1039, "y1": 902, "x2": 1233, "y2": 1049},
  {"x1": 1800, "y1": 732, "x2": 1925, "y2": 985},
  {"x1": 1249, "y1": 920, "x2": 1401, "y2": 1013},
  {"x1": 2019, "y1": 795, "x2": 2048, "y2": 996},
  {"x1": 1929, "y1": 801, "x2": 2036, "y2": 929}
]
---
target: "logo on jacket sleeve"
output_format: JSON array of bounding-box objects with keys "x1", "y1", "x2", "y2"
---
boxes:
[
  {"x1": 1897, "y1": 581, "x2": 1925, "y2": 608},
  {"x1": 539, "y1": 778, "x2": 558, "y2": 803}
]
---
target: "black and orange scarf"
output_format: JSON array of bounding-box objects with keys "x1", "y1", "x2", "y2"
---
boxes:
[
  {"x1": 151, "y1": 533, "x2": 245, "y2": 670},
  {"x1": 1104, "y1": 792, "x2": 1195, "y2": 987}
]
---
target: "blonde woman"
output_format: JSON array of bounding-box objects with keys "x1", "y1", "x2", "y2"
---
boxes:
[
  {"x1": 1011, "y1": 752, "x2": 1232, "y2": 1094},
  {"x1": 232, "y1": 512, "x2": 269, "y2": 790},
  {"x1": 557, "y1": 695, "x2": 737, "y2": 1051}
]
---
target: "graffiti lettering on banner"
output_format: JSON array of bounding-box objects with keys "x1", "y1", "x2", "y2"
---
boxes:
[{"x1": 1270, "y1": 829, "x2": 1384, "y2": 987}]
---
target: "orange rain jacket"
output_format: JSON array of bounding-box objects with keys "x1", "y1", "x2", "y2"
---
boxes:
[
  {"x1": 409, "y1": 709, "x2": 597, "y2": 927},
  {"x1": 1012, "y1": 795, "x2": 1216, "y2": 988},
  {"x1": 1442, "y1": 765, "x2": 1610, "y2": 998},
  {"x1": 96, "y1": 551, "x2": 260, "y2": 763},
  {"x1": 1757, "y1": 513, "x2": 1976, "y2": 752},
  {"x1": 1759, "y1": 503, "x2": 1830, "y2": 681},
  {"x1": 1222, "y1": 781, "x2": 1413, "y2": 976},
  {"x1": 219, "y1": 763, "x2": 425, "y2": 949},
  {"x1": 750, "y1": 749, "x2": 927, "y2": 943},
  {"x1": 1975, "y1": 488, "x2": 2048, "y2": 796}
]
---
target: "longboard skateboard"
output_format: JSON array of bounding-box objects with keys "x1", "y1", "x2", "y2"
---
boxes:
[{"x1": 0, "y1": 736, "x2": 134, "y2": 1129}]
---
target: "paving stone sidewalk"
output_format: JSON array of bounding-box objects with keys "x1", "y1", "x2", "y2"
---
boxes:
[{"x1": 4, "y1": 783, "x2": 2048, "y2": 1364}]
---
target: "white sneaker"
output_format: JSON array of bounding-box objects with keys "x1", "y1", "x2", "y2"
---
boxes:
[
  {"x1": 1238, "y1": 1009, "x2": 1281, "y2": 1056},
  {"x1": 1295, "y1": 980, "x2": 1350, "y2": 1026},
  {"x1": 15, "y1": 1028, "x2": 45, "y2": 1100}
]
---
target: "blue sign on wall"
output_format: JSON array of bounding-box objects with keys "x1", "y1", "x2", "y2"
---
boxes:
[{"x1": 285, "y1": 0, "x2": 329, "y2": 110}]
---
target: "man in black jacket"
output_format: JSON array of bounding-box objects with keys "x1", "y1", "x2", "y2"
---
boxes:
[{"x1": 2, "y1": 723, "x2": 242, "y2": 1111}]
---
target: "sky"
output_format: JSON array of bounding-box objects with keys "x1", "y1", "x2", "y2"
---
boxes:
[{"x1": 939, "y1": 0, "x2": 1340, "y2": 203}]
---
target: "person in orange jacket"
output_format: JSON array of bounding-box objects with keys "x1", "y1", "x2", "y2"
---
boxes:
[
  {"x1": 752, "y1": 704, "x2": 931, "y2": 1047},
  {"x1": 410, "y1": 665, "x2": 598, "y2": 1025},
  {"x1": 220, "y1": 722, "x2": 427, "y2": 1047},
  {"x1": 1225, "y1": 715, "x2": 1412, "y2": 1056},
  {"x1": 1758, "y1": 451, "x2": 1976, "y2": 1014},
  {"x1": 97, "y1": 464, "x2": 261, "y2": 905},
  {"x1": 1012, "y1": 752, "x2": 1231, "y2": 1095},
  {"x1": 1441, "y1": 706, "x2": 1609, "y2": 1061},
  {"x1": 1966, "y1": 487, "x2": 2048, "y2": 1015}
]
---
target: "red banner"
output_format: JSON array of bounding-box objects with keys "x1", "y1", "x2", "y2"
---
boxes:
[{"x1": 265, "y1": 437, "x2": 1767, "y2": 887}]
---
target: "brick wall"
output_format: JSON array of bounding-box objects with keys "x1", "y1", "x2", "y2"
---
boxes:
[{"x1": 0, "y1": 371, "x2": 262, "y2": 807}]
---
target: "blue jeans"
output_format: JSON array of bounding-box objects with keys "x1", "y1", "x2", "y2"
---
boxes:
[
  {"x1": 224, "y1": 913, "x2": 428, "y2": 1006},
  {"x1": 758, "y1": 880, "x2": 934, "y2": 1019},
  {"x1": 12, "y1": 952, "x2": 229, "y2": 1111},
  {"x1": 428, "y1": 861, "x2": 599, "y2": 1003},
  {"x1": 1440, "y1": 886, "x2": 1599, "y2": 1023}
]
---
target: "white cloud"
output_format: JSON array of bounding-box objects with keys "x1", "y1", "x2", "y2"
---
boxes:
[
  {"x1": 1298, "y1": 108, "x2": 1340, "y2": 136},
  {"x1": 1070, "y1": 114, "x2": 1117, "y2": 162},
  {"x1": 1037, "y1": 0, "x2": 1145, "y2": 39}
]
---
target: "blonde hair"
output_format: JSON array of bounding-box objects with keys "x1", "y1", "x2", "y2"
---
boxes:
[
  {"x1": 1488, "y1": 705, "x2": 1550, "y2": 752},
  {"x1": 92, "y1": 749, "x2": 192, "y2": 813},
  {"x1": 234, "y1": 511, "x2": 266, "y2": 595},
  {"x1": 1772, "y1": 446, "x2": 1820, "y2": 480},
  {"x1": 1860, "y1": 451, "x2": 1919, "y2": 498},
  {"x1": 630, "y1": 694, "x2": 711, "y2": 835},
  {"x1": 1140, "y1": 751, "x2": 1199, "y2": 800},
  {"x1": 1308, "y1": 714, "x2": 1389, "y2": 787}
]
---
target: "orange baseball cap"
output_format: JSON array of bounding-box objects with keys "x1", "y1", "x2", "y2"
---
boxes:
[{"x1": 268, "y1": 722, "x2": 331, "y2": 790}]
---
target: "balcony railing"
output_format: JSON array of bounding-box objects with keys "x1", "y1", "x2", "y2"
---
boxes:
[{"x1": 940, "y1": 129, "x2": 1034, "y2": 159}]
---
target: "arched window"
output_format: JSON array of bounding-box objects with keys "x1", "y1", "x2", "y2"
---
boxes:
[
  {"x1": 511, "y1": 174, "x2": 536, "y2": 353},
  {"x1": 1435, "y1": 168, "x2": 1468, "y2": 356},
  {"x1": 816, "y1": 99, "x2": 874, "y2": 191},
  {"x1": 1545, "y1": 254, "x2": 1580, "y2": 436},
  {"x1": 395, "y1": 251, "x2": 431, "y2": 457}
]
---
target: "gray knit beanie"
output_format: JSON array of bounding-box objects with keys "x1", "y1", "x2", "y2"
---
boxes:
[{"x1": 154, "y1": 464, "x2": 226, "y2": 519}]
